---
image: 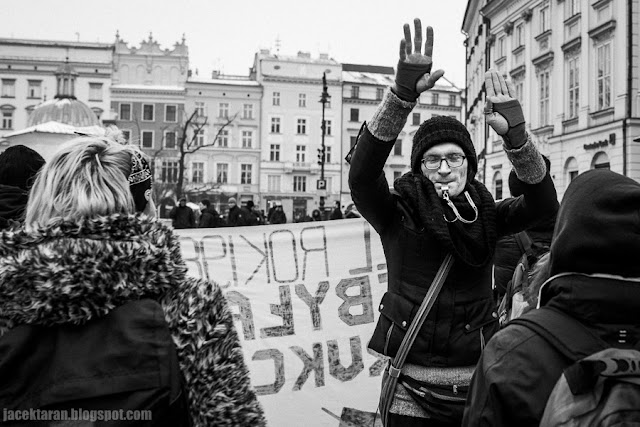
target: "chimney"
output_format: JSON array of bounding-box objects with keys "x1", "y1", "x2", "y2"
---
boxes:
[{"x1": 212, "y1": 70, "x2": 220, "y2": 78}]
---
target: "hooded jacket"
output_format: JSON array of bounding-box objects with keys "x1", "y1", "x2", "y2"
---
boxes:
[
  {"x1": 463, "y1": 169, "x2": 640, "y2": 427},
  {"x1": 0, "y1": 214, "x2": 266, "y2": 426},
  {"x1": 0, "y1": 184, "x2": 29, "y2": 230}
]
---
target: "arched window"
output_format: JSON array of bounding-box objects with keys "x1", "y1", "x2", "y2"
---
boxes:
[
  {"x1": 564, "y1": 157, "x2": 579, "y2": 184},
  {"x1": 493, "y1": 171, "x2": 503, "y2": 200},
  {"x1": 591, "y1": 151, "x2": 610, "y2": 170}
]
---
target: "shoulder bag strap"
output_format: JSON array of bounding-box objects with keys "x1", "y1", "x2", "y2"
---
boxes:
[
  {"x1": 514, "y1": 231, "x2": 533, "y2": 255},
  {"x1": 379, "y1": 253, "x2": 455, "y2": 426},
  {"x1": 509, "y1": 307, "x2": 608, "y2": 362}
]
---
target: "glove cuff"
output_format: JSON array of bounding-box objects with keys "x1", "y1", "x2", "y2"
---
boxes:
[{"x1": 503, "y1": 124, "x2": 527, "y2": 149}]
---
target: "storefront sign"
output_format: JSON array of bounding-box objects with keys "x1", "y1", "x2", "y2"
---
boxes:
[{"x1": 583, "y1": 133, "x2": 615, "y2": 150}]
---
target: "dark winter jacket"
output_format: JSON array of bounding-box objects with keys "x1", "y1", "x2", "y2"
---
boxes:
[
  {"x1": 199, "y1": 207, "x2": 221, "y2": 228},
  {"x1": 0, "y1": 215, "x2": 266, "y2": 426},
  {"x1": 0, "y1": 184, "x2": 28, "y2": 230},
  {"x1": 227, "y1": 205, "x2": 244, "y2": 227},
  {"x1": 330, "y1": 207, "x2": 343, "y2": 220},
  {"x1": 268, "y1": 208, "x2": 287, "y2": 225},
  {"x1": 170, "y1": 205, "x2": 195, "y2": 229},
  {"x1": 463, "y1": 170, "x2": 640, "y2": 426},
  {"x1": 348, "y1": 92, "x2": 559, "y2": 368}
]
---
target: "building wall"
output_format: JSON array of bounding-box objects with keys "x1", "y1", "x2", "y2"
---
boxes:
[{"x1": 0, "y1": 39, "x2": 113, "y2": 137}]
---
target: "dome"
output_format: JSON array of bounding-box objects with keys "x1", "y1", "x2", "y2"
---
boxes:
[{"x1": 27, "y1": 97, "x2": 100, "y2": 127}]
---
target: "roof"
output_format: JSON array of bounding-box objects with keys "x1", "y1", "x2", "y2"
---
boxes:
[
  {"x1": 342, "y1": 63, "x2": 395, "y2": 74},
  {"x1": 27, "y1": 97, "x2": 100, "y2": 128},
  {"x1": 342, "y1": 70, "x2": 395, "y2": 86},
  {"x1": 4, "y1": 121, "x2": 104, "y2": 138},
  {"x1": 110, "y1": 84, "x2": 185, "y2": 92},
  {"x1": 0, "y1": 37, "x2": 113, "y2": 50},
  {"x1": 187, "y1": 76, "x2": 260, "y2": 86}
]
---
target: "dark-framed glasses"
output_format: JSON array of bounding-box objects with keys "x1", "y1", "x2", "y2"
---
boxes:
[{"x1": 422, "y1": 153, "x2": 466, "y2": 170}]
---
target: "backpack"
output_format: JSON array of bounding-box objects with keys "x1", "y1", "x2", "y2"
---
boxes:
[
  {"x1": 498, "y1": 231, "x2": 548, "y2": 326},
  {"x1": 511, "y1": 307, "x2": 640, "y2": 427},
  {"x1": 0, "y1": 299, "x2": 191, "y2": 427}
]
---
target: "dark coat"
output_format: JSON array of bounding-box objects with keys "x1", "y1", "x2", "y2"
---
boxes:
[
  {"x1": 227, "y1": 205, "x2": 244, "y2": 227},
  {"x1": 330, "y1": 207, "x2": 343, "y2": 220},
  {"x1": 0, "y1": 214, "x2": 266, "y2": 426},
  {"x1": 268, "y1": 208, "x2": 287, "y2": 225},
  {"x1": 0, "y1": 184, "x2": 28, "y2": 230},
  {"x1": 463, "y1": 275, "x2": 640, "y2": 427},
  {"x1": 199, "y1": 207, "x2": 221, "y2": 228},
  {"x1": 348, "y1": 126, "x2": 558, "y2": 367},
  {"x1": 170, "y1": 205, "x2": 195, "y2": 229}
]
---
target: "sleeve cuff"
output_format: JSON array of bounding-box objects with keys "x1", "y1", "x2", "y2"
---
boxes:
[
  {"x1": 366, "y1": 89, "x2": 416, "y2": 142},
  {"x1": 504, "y1": 133, "x2": 547, "y2": 184}
]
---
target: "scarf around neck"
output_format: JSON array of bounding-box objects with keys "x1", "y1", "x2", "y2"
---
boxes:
[{"x1": 394, "y1": 172, "x2": 498, "y2": 267}]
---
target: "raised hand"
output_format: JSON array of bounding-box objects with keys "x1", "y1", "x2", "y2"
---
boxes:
[
  {"x1": 484, "y1": 69, "x2": 526, "y2": 148},
  {"x1": 393, "y1": 18, "x2": 445, "y2": 102}
]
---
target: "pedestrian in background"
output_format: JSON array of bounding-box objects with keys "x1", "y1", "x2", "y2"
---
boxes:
[
  {"x1": 348, "y1": 18, "x2": 558, "y2": 426},
  {"x1": 330, "y1": 200, "x2": 344, "y2": 220},
  {"x1": 169, "y1": 197, "x2": 195, "y2": 229},
  {"x1": 464, "y1": 169, "x2": 640, "y2": 426},
  {"x1": 0, "y1": 145, "x2": 45, "y2": 230},
  {"x1": 0, "y1": 136, "x2": 265, "y2": 426},
  {"x1": 198, "y1": 199, "x2": 221, "y2": 228},
  {"x1": 268, "y1": 201, "x2": 287, "y2": 224},
  {"x1": 226, "y1": 197, "x2": 244, "y2": 226},
  {"x1": 312, "y1": 209, "x2": 322, "y2": 221}
]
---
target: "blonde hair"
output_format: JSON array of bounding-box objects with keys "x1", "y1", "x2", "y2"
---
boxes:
[{"x1": 25, "y1": 136, "x2": 139, "y2": 227}]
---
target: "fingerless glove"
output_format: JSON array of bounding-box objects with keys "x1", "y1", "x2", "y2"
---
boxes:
[
  {"x1": 493, "y1": 99, "x2": 526, "y2": 149},
  {"x1": 392, "y1": 61, "x2": 432, "y2": 102}
]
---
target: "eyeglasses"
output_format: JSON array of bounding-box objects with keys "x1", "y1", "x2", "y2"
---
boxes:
[{"x1": 422, "y1": 153, "x2": 466, "y2": 170}]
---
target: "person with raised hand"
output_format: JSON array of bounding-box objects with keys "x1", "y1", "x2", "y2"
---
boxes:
[{"x1": 347, "y1": 18, "x2": 558, "y2": 426}]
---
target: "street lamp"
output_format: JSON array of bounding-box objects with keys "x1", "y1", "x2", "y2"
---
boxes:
[{"x1": 318, "y1": 72, "x2": 331, "y2": 213}]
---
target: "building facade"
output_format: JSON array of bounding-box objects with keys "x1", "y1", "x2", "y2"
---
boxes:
[
  {"x1": 464, "y1": 0, "x2": 640, "y2": 201},
  {"x1": 340, "y1": 64, "x2": 464, "y2": 208},
  {"x1": 0, "y1": 38, "x2": 113, "y2": 138},
  {"x1": 252, "y1": 49, "x2": 343, "y2": 221}
]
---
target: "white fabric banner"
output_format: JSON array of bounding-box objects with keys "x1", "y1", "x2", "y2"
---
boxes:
[{"x1": 175, "y1": 218, "x2": 388, "y2": 427}]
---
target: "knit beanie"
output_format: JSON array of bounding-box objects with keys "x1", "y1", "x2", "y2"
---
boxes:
[
  {"x1": 411, "y1": 116, "x2": 477, "y2": 183},
  {"x1": 0, "y1": 145, "x2": 45, "y2": 190},
  {"x1": 549, "y1": 169, "x2": 640, "y2": 278}
]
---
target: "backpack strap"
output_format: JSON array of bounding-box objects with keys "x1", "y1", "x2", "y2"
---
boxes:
[
  {"x1": 514, "y1": 231, "x2": 533, "y2": 256},
  {"x1": 510, "y1": 307, "x2": 608, "y2": 362}
]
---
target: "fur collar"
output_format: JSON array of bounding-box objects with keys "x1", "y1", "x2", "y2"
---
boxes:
[{"x1": 0, "y1": 214, "x2": 187, "y2": 335}]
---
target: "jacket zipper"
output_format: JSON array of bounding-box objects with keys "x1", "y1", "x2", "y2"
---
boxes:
[{"x1": 384, "y1": 323, "x2": 394, "y2": 355}]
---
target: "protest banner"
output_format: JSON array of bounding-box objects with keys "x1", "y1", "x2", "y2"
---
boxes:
[{"x1": 175, "y1": 218, "x2": 388, "y2": 427}]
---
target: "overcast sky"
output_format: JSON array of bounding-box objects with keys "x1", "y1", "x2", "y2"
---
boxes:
[{"x1": 2, "y1": 0, "x2": 469, "y2": 87}]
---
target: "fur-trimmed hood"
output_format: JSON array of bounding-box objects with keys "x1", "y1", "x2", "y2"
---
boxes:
[{"x1": 0, "y1": 214, "x2": 186, "y2": 335}]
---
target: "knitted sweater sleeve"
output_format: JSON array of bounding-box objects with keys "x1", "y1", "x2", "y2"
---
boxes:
[
  {"x1": 503, "y1": 134, "x2": 546, "y2": 184},
  {"x1": 162, "y1": 277, "x2": 266, "y2": 427}
]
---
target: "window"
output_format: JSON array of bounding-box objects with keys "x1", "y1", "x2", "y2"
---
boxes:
[
  {"x1": 91, "y1": 107, "x2": 103, "y2": 120},
  {"x1": 241, "y1": 164, "x2": 252, "y2": 184},
  {"x1": 216, "y1": 163, "x2": 228, "y2": 184},
  {"x1": 195, "y1": 129, "x2": 205, "y2": 146},
  {"x1": 567, "y1": 56, "x2": 580, "y2": 118},
  {"x1": 119, "y1": 129, "x2": 131, "y2": 142},
  {"x1": 217, "y1": 129, "x2": 229, "y2": 147},
  {"x1": 27, "y1": 80, "x2": 42, "y2": 98},
  {"x1": 566, "y1": 157, "x2": 579, "y2": 183},
  {"x1": 296, "y1": 145, "x2": 306, "y2": 163},
  {"x1": 350, "y1": 136, "x2": 358, "y2": 148},
  {"x1": 120, "y1": 103, "x2": 131, "y2": 121},
  {"x1": 515, "y1": 23, "x2": 524, "y2": 47},
  {"x1": 540, "y1": 4, "x2": 550, "y2": 33},
  {"x1": 293, "y1": 176, "x2": 307, "y2": 192},
  {"x1": 164, "y1": 131, "x2": 177, "y2": 149},
  {"x1": 141, "y1": 130, "x2": 154, "y2": 148},
  {"x1": 394, "y1": 140, "x2": 402, "y2": 156},
  {"x1": 449, "y1": 95, "x2": 456, "y2": 106},
  {"x1": 592, "y1": 152, "x2": 610, "y2": 170},
  {"x1": 1, "y1": 109, "x2": 13, "y2": 129},
  {"x1": 515, "y1": 79, "x2": 524, "y2": 104},
  {"x1": 432, "y1": 93, "x2": 439, "y2": 105},
  {"x1": 89, "y1": 83, "x2": 103, "y2": 101},
  {"x1": 350, "y1": 108, "x2": 359, "y2": 122},
  {"x1": 165, "y1": 105, "x2": 177, "y2": 122},
  {"x1": 412, "y1": 113, "x2": 421, "y2": 126},
  {"x1": 273, "y1": 92, "x2": 280, "y2": 106},
  {"x1": 297, "y1": 118, "x2": 306, "y2": 134},
  {"x1": 325, "y1": 119, "x2": 332, "y2": 136},
  {"x1": 268, "y1": 175, "x2": 281, "y2": 192},
  {"x1": 161, "y1": 161, "x2": 179, "y2": 183},
  {"x1": 296, "y1": 93, "x2": 306, "y2": 108},
  {"x1": 271, "y1": 117, "x2": 281, "y2": 133},
  {"x1": 142, "y1": 104, "x2": 155, "y2": 121},
  {"x1": 494, "y1": 174, "x2": 503, "y2": 200},
  {"x1": 569, "y1": 170, "x2": 579, "y2": 181},
  {"x1": 351, "y1": 86, "x2": 360, "y2": 99},
  {"x1": 219, "y1": 102, "x2": 229, "y2": 118},
  {"x1": 1, "y1": 79, "x2": 15, "y2": 98},
  {"x1": 596, "y1": 42, "x2": 612, "y2": 110},
  {"x1": 192, "y1": 162, "x2": 204, "y2": 184},
  {"x1": 566, "y1": 0, "x2": 579, "y2": 17},
  {"x1": 539, "y1": 69, "x2": 550, "y2": 126},
  {"x1": 376, "y1": 88, "x2": 384, "y2": 100},
  {"x1": 270, "y1": 144, "x2": 280, "y2": 161},
  {"x1": 497, "y1": 36, "x2": 505, "y2": 58},
  {"x1": 325, "y1": 146, "x2": 332, "y2": 163},
  {"x1": 243, "y1": 104, "x2": 253, "y2": 119},
  {"x1": 394, "y1": 171, "x2": 402, "y2": 181},
  {"x1": 242, "y1": 130, "x2": 253, "y2": 148},
  {"x1": 195, "y1": 101, "x2": 206, "y2": 117}
]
